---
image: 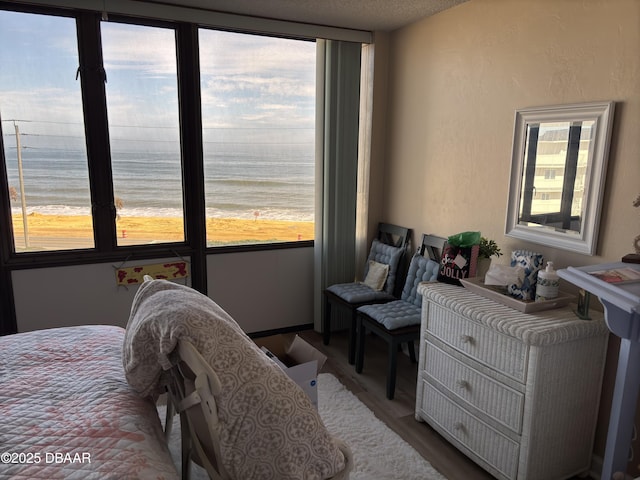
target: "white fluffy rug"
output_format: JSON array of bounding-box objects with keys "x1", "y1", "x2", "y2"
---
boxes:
[
  {"x1": 160, "y1": 373, "x2": 446, "y2": 480},
  {"x1": 317, "y1": 373, "x2": 446, "y2": 480}
]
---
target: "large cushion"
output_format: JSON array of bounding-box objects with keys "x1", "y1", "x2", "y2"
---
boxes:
[
  {"x1": 326, "y1": 282, "x2": 395, "y2": 303},
  {"x1": 123, "y1": 279, "x2": 350, "y2": 480},
  {"x1": 357, "y1": 256, "x2": 440, "y2": 330},
  {"x1": 358, "y1": 299, "x2": 421, "y2": 330},
  {"x1": 401, "y1": 255, "x2": 440, "y2": 306}
]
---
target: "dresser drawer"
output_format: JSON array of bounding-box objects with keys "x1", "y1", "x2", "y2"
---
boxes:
[
  {"x1": 418, "y1": 284, "x2": 609, "y2": 480},
  {"x1": 423, "y1": 341, "x2": 524, "y2": 434},
  {"x1": 418, "y1": 380, "x2": 519, "y2": 480},
  {"x1": 426, "y1": 303, "x2": 528, "y2": 382}
]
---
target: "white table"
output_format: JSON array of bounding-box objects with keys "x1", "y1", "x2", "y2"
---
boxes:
[{"x1": 558, "y1": 262, "x2": 640, "y2": 480}]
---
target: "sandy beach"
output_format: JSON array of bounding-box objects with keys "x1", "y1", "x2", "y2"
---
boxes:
[{"x1": 11, "y1": 212, "x2": 314, "y2": 248}]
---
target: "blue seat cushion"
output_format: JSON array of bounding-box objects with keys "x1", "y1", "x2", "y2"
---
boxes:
[
  {"x1": 358, "y1": 300, "x2": 421, "y2": 330},
  {"x1": 357, "y1": 256, "x2": 440, "y2": 330},
  {"x1": 401, "y1": 256, "x2": 440, "y2": 307},
  {"x1": 327, "y1": 282, "x2": 395, "y2": 303}
]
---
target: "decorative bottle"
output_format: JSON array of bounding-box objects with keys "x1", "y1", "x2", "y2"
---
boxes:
[{"x1": 535, "y1": 261, "x2": 559, "y2": 301}]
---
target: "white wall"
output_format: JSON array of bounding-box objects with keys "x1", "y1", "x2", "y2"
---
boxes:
[
  {"x1": 11, "y1": 259, "x2": 183, "y2": 333},
  {"x1": 380, "y1": 0, "x2": 639, "y2": 268},
  {"x1": 207, "y1": 247, "x2": 314, "y2": 333},
  {"x1": 12, "y1": 247, "x2": 314, "y2": 334},
  {"x1": 376, "y1": 0, "x2": 640, "y2": 471}
]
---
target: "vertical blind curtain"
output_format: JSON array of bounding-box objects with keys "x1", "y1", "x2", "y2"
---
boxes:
[
  {"x1": 313, "y1": 39, "x2": 363, "y2": 332},
  {"x1": 355, "y1": 43, "x2": 375, "y2": 280}
]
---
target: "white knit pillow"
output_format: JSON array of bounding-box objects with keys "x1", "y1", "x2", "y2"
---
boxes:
[
  {"x1": 123, "y1": 279, "x2": 351, "y2": 480},
  {"x1": 362, "y1": 260, "x2": 389, "y2": 291}
]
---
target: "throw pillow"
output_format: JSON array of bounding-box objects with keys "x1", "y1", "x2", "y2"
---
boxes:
[
  {"x1": 362, "y1": 260, "x2": 389, "y2": 291},
  {"x1": 367, "y1": 239, "x2": 404, "y2": 294}
]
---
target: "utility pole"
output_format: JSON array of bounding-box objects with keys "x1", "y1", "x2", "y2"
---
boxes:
[{"x1": 14, "y1": 122, "x2": 29, "y2": 249}]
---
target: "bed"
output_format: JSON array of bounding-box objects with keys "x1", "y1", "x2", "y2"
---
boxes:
[
  {"x1": 0, "y1": 325, "x2": 180, "y2": 480},
  {"x1": 0, "y1": 278, "x2": 352, "y2": 480}
]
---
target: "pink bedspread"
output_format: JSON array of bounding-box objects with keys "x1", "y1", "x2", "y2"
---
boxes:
[{"x1": 0, "y1": 325, "x2": 179, "y2": 480}]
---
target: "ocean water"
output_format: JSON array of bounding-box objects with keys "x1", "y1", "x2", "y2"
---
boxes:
[{"x1": 5, "y1": 143, "x2": 315, "y2": 222}]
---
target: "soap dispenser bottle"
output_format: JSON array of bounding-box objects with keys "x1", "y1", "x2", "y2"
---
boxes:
[{"x1": 536, "y1": 261, "x2": 559, "y2": 301}]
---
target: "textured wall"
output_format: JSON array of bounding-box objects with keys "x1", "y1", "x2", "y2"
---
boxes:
[
  {"x1": 382, "y1": 0, "x2": 639, "y2": 267},
  {"x1": 378, "y1": 0, "x2": 640, "y2": 474}
]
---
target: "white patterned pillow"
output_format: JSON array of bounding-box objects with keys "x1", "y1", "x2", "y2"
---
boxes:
[{"x1": 123, "y1": 279, "x2": 350, "y2": 480}]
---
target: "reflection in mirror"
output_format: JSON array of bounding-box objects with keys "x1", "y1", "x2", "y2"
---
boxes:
[
  {"x1": 520, "y1": 120, "x2": 594, "y2": 233},
  {"x1": 506, "y1": 102, "x2": 615, "y2": 255}
]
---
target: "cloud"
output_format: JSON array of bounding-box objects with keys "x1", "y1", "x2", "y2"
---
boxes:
[
  {"x1": 258, "y1": 104, "x2": 297, "y2": 111},
  {"x1": 101, "y1": 23, "x2": 177, "y2": 77},
  {"x1": 98, "y1": 23, "x2": 316, "y2": 132},
  {"x1": 1, "y1": 88, "x2": 84, "y2": 132},
  {"x1": 199, "y1": 30, "x2": 316, "y2": 77},
  {"x1": 1, "y1": 16, "x2": 316, "y2": 143},
  {"x1": 198, "y1": 30, "x2": 316, "y2": 122}
]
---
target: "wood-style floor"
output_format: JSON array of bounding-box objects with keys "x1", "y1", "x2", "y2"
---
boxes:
[{"x1": 297, "y1": 329, "x2": 495, "y2": 480}]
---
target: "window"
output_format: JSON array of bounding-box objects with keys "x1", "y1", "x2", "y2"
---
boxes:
[
  {"x1": 199, "y1": 29, "x2": 316, "y2": 246},
  {"x1": 0, "y1": 3, "x2": 367, "y2": 335},
  {"x1": 0, "y1": 10, "x2": 93, "y2": 252},
  {"x1": 101, "y1": 21, "x2": 184, "y2": 246},
  {"x1": 1, "y1": 7, "x2": 324, "y2": 255}
]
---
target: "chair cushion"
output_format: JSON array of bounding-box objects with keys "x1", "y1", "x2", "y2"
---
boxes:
[
  {"x1": 362, "y1": 260, "x2": 389, "y2": 291},
  {"x1": 356, "y1": 256, "x2": 440, "y2": 330},
  {"x1": 401, "y1": 256, "x2": 440, "y2": 307},
  {"x1": 358, "y1": 300, "x2": 421, "y2": 330},
  {"x1": 327, "y1": 282, "x2": 395, "y2": 303},
  {"x1": 365, "y1": 239, "x2": 404, "y2": 295}
]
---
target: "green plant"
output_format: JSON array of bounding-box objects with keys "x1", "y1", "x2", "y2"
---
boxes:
[{"x1": 479, "y1": 237, "x2": 502, "y2": 259}]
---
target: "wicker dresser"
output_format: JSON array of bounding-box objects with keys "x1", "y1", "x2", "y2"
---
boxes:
[{"x1": 415, "y1": 282, "x2": 609, "y2": 480}]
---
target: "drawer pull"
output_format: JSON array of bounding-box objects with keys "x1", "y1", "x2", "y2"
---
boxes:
[
  {"x1": 453, "y1": 422, "x2": 466, "y2": 433},
  {"x1": 456, "y1": 379, "x2": 470, "y2": 390},
  {"x1": 459, "y1": 334, "x2": 474, "y2": 345}
]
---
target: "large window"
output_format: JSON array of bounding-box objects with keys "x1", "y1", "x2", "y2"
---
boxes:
[
  {"x1": 0, "y1": 8, "x2": 317, "y2": 254},
  {"x1": 199, "y1": 29, "x2": 316, "y2": 246},
  {"x1": 0, "y1": 10, "x2": 93, "y2": 252}
]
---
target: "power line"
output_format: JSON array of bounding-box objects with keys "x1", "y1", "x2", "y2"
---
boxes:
[
  {"x1": 7, "y1": 133, "x2": 85, "y2": 139},
  {"x1": 0, "y1": 119, "x2": 84, "y2": 126},
  {"x1": 2, "y1": 118, "x2": 312, "y2": 130},
  {"x1": 3, "y1": 132, "x2": 312, "y2": 145}
]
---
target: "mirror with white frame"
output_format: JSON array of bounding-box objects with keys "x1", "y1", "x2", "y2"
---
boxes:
[{"x1": 505, "y1": 101, "x2": 615, "y2": 255}]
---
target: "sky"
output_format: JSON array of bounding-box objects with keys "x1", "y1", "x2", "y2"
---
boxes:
[{"x1": 0, "y1": 9, "x2": 316, "y2": 149}]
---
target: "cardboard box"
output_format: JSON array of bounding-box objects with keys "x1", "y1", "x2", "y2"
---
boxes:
[{"x1": 254, "y1": 334, "x2": 326, "y2": 407}]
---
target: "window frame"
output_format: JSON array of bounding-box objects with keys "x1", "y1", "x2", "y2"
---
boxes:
[
  {"x1": 0, "y1": 4, "x2": 315, "y2": 268},
  {"x1": 0, "y1": 2, "x2": 348, "y2": 336}
]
